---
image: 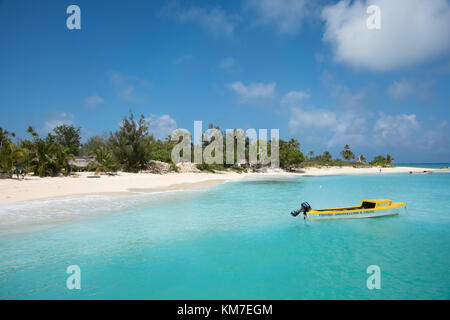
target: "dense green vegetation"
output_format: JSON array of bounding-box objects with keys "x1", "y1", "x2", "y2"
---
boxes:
[
  {"x1": 370, "y1": 154, "x2": 394, "y2": 167},
  {"x1": 0, "y1": 111, "x2": 395, "y2": 178}
]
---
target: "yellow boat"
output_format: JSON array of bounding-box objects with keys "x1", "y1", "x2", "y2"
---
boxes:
[{"x1": 291, "y1": 199, "x2": 406, "y2": 220}]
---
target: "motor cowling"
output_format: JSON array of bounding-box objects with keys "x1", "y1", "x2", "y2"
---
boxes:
[{"x1": 291, "y1": 202, "x2": 311, "y2": 217}]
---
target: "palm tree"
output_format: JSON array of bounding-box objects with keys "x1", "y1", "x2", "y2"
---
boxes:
[
  {"x1": 322, "y1": 151, "x2": 332, "y2": 163},
  {"x1": 386, "y1": 154, "x2": 394, "y2": 166},
  {"x1": 340, "y1": 145, "x2": 355, "y2": 161},
  {"x1": 26, "y1": 126, "x2": 59, "y2": 177},
  {"x1": 0, "y1": 127, "x2": 15, "y2": 148},
  {"x1": 89, "y1": 146, "x2": 117, "y2": 174},
  {"x1": 359, "y1": 155, "x2": 366, "y2": 163},
  {"x1": 33, "y1": 139, "x2": 58, "y2": 177},
  {"x1": 308, "y1": 151, "x2": 314, "y2": 159},
  {"x1": 0, "y1": 142, "x2": 27, "y2": 178},
  {"x1": 54, "y1": 145, "x2": 74, "y2": 176}
]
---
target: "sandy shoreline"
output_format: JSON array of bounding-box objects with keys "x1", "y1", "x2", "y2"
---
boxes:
[{"x1": 0, "y1": 166, "x2": 432, "y2": 205}]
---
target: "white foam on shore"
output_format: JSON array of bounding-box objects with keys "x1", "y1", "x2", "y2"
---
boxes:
[
  {"x1": 0, "y1": 186, "x2": 217, "y2": 236},
  {"x1": 0, "y1": 195, "x2": 129, "y2": 226}
]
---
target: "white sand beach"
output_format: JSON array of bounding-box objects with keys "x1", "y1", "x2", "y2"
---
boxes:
[{"x1": 0, "y1": 166, "x2": 431, "y2": 205}]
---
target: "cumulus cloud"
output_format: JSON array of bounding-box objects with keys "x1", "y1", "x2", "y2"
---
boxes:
[
  {"x1": 289, "y1": 107, "x2": 337, "y2": 130},
  {"x1": 289, "y1": 106, "x2": 367, "y2": 147},
  {"x1": 163, "y1": 3, "x2": 238, "y2": 37},
  {"x1": 327, "y1": 112, "x2": 367, "y2": 147},
  {"x1": 227, "y1": 81, "x2": 276, "y2": 102},
  {"x1": 146, "y1": 114, "x2": 177, "y2": 140},
  {"x1": 245, "y1": 0, "x2": 311, "y2": 34},
  {"x1": 83, "y1": 95, "x2": 104, "y2": 108},
  {"x1": 373, "y1": 112, "x2": 420, "y2": 146},
  {"x1": 42, "y1": 112, "x2": 74, "y2": 134},
  {"x1": 288, "y1": 92, "x2": 445, "y2": 158},
  {"x1": 281, "y1": 91, "x2": 310, "y2": 105},
  {"x1": 321, "y1": 0, "x2": 450, "y2": 71}
]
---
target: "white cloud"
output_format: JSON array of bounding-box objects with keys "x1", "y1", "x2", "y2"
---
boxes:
[
  {"x1": 227, "y1": 81, "x2": 276, "y2": 102},
  {"x1": 321, "y1": 0, "x2": 450, "y2": 71},
  {"x1": 289, "y1": 106, "x2": 367, "y2": 147},
  {"x1": 146, "y1": 114, "x2": 177, "y2": 140},
  {"x1": 288, "y1": 98, "x2": 445, "y2": 158},
  {"x1": 289, "y1": 107, "x2": 338, "y2": 130},
  {"x1": 373, "y1": 112, "x2": 420, "y2": 146},
  {"x1": 387, "y1": 80, "x2": 414, "y2": 101},
  {"x1": 42, "y1": 112, "x2": 74, "y2": 134},
  {"x1": 327, "y1": 113, "x2": 367, "y2": 147},
  {"x1": 83, "y1": 95, "x2": 104, "y2": 108},
  {"x1": 281, "y1": 91, "x2": 310, "y2": 105},
  {"x1": 165, "y1": 4, "x2": 237, "y2": 38},
  {"x1": 245, "y1": 0, "x2": 310, "y2": 34}
]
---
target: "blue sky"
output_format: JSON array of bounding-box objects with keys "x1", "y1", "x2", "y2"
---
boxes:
[{"x1": 0, "y1": 0, "x2": 449, "y2": 162}]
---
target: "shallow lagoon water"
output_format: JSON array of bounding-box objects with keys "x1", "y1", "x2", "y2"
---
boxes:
[{"x1": 0, "y1": 172, "x2": 449, "y2": 299}]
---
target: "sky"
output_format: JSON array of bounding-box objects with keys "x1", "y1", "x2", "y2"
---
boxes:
[{"x1": 0, "y1": 0, "x2": 449, "y2": 162}]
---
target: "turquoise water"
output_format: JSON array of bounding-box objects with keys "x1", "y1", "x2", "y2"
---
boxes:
[
  {"x1": 396, "y1": 163, "x2": 450, "y2": 169},
  {"x1": 0, "y1": 172, "x2": 449, "y2": 299}
]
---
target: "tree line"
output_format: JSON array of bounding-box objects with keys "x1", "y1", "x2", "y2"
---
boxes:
[{"x1": 0, "y1": 111, "x2": 394, "y2": 178}]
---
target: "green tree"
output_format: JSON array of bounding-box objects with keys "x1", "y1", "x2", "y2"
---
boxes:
[
  {"x1": 108, "y1": 110, "x2": 150, "y2": 172},
  {"x1": 386, "y1": 154, "x2": 394, "y2": 166},
  {"x1": 370, "y1": 155, "x2": 387, "y2": 166},
  {"x1": 340, "y1": 144, "x2": 355, "y2": 161},
  {"x1": 146, "y1": 138, "x2": 173, "y2": 163},
  {"x1": 0, "y1": 127, "x2": 15, "y2": 148},
  {"x1": 279, "y1": 138, "x2": 305, "y2": 169},
  {"x1": 51, "y1": 124, "x2": 81, "y2": 156},
  {"x1": 25, "y1": 126, "x2": 73, "y2": 177},
  {"x1": 88, "y1": 146, "x2": 119, "y2": 174},
  {"x1": 359, "y1": 155, "x2": 366, "y2": 163},
  {"x1": 80, "y1": 135, "x2": 107, "y2": 156},
  {"x1": 54, "y1": 145, "x2": 75, "y2": 176},
  {"x1": 0, "y1": 142, "x2": 27, "y2": 178},
  {"x1": 322, "y1": 151, "x2": 332, "y2": 163}
]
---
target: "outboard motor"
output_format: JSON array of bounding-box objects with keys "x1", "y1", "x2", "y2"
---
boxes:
[{"x1": 291, "y1": 202, "x2": 311, "y2": 218}]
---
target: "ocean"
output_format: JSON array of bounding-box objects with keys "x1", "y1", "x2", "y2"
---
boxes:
[
  {"x1": 0, "y1": 171, "x2": 449, "y2": 299},
  {"x1": 396, "y1": 163, "x2": 450, "y2": 169}
]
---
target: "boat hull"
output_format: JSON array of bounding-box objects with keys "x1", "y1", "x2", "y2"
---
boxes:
[{"x1": 305, "y1": 207, "x2": 401, "y2": 220}]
